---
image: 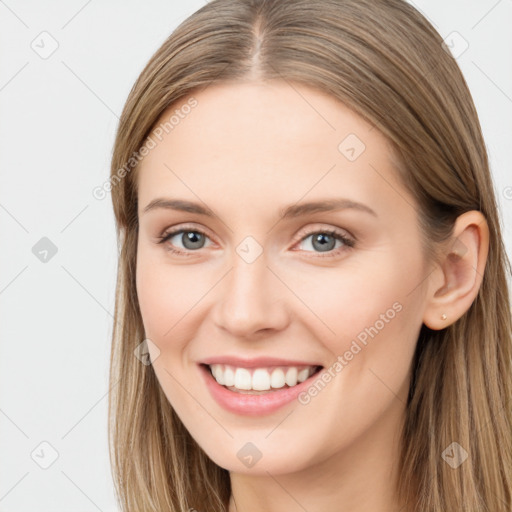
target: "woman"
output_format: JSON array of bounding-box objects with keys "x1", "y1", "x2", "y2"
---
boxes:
[{"x1": 107, "y1": 0, "x2": 512, "y2": 510}]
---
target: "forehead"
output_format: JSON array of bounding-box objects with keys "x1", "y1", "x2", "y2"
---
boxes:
[{"x1": 136, "y1": 80, "x2": 406, "y2": 219}]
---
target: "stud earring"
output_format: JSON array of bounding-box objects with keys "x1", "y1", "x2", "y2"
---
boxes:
[{"x1": 441, "y1": 313, "x2": 447, "y2": 320}]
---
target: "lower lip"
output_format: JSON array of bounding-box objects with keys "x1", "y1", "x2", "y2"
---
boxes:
[{"x1": 199, "y1": 364, "x2": 321, "y2": 416}]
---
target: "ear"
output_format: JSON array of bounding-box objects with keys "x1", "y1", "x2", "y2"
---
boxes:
[{"x1": 422, "y1": 210, "x2": 489, "y2": 330}]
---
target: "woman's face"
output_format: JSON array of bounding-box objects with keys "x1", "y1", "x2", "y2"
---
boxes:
[{"x1": 136, "y1": 80, "x2": 430, "y2": 475}]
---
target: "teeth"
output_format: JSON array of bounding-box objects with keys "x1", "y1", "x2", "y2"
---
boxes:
[
  {"x1": 208, "y1": 364, "x2": 318, "y2": 392},
  {"x1": 252, "y1": 369, "x2": 271, "y2": 391},
  {"x1": 285, "y1": 367, "x2": 298, "y2": 386},
  {"x1": 223, "y1": 366, "x2": 235, "y2": 387},
  {"x1": 212, "y1": 364, "x2": 225, "y2": 385},
  {"x1": 270, "y1": 368, "x2": 286, "y2": 388},
  {"x1": 297, "y1": 368, "x2": 309, "y2": 383},
  {"x1": 234, "y1": 368, "x2": 252, "y2": 390}
]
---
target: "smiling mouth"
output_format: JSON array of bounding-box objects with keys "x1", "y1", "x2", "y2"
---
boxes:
[{"x1": 203, "y1": 363, "x2": 323, "y2": 394}]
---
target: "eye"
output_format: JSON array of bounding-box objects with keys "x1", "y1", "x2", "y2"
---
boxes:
[
  {"x1": 293, "y1": 228, "x2": 355, "y2": 257},
  {"x1": 157, "y1": 224, "x2": 355, "y2": 258},
  {"x1": 157, "y1": 225, "x2": 213, "y2": 256}
]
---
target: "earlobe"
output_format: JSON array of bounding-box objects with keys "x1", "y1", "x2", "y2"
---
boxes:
[{"x1": 422, "y1": 211, "x2": 489, "y2": 330}]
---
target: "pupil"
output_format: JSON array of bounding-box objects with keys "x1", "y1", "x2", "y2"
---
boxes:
[
  {"x1": 183, "y1": 231, "x2": 204, "y2": 249},
  {"x1": 313, "y1": 233, "x2": 335, "y2": 252}
]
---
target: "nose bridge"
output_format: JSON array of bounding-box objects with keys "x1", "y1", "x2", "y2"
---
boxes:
[
  {"x1": 213, "y1": 243, "x2": 288, "y2": 336},
  {"x1": 230, "y1": 256, "x2": 266, "y2": 302}
]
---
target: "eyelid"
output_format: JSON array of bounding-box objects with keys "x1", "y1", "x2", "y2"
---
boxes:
[
  {"x1": 157, "y1": 222, "x2": 216, "y2": 243},
  {"x1": 291, "y1": 223, "x2": 354, "y2": 246}
]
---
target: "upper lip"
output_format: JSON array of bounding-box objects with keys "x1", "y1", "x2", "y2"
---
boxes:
[{"x1": 200, "y1": 356, "x2": 323, "y2": 368}]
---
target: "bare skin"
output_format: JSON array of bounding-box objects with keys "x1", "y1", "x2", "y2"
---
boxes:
[{"x1": 135, "y1": 80, "x2": 489, "y2": 512}]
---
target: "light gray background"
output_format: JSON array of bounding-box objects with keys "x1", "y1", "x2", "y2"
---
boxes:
[{"x1": 0, "y1": 1, "x2": 510, "y2": 510}]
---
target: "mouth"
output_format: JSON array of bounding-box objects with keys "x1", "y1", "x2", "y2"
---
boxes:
[
  {"x1": 198, "y1": 356, "x2": 325, "y2": 415},
  {"x1": 200, "y1": 363, "x2": 324, "y2": 395}
]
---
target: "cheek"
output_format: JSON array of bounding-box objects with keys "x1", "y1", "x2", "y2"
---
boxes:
[
  {"x1": 289, "y1": 251, "x2": 423, "y2": 376},
  {"x1": 136, "y1": 255, "x2": 172, "y2": 337},
  {"x1": 135, "y1": 251, "x2": 200, "y2": 401},
  {"x1": 135, "y1": 247, "x2": 218, "y2": 353},
  {"x1": 285, "y1": 257, "x2": 406, "y2": 337}
]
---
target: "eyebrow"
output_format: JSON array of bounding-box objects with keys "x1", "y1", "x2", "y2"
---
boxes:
[{"x1": 142, "y1": 197, "x2": 377, "y2": 218}]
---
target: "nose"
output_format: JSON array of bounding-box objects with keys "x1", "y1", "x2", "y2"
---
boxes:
[{"x1": 212, "y1": 249, "x2": 290, "y2": 339}]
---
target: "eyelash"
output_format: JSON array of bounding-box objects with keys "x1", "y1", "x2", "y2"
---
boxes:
[{"x1": 156, "y1": 223, "x2": 356, "y2": 258}]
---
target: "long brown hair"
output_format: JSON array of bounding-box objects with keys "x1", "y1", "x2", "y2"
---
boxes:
[{"x1": 107, "y1": 0, "x2": 512, "y2": 510}]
